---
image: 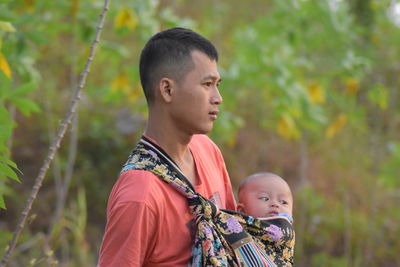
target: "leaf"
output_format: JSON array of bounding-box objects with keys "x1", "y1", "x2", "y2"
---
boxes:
[
  {"x1": 24, "y1": 31, "x2": 47, "y2": 46},
  {"x1": 10, "y1": 97, "x2": 41, "y2": 116},
  {"x1": 0, "y1": 105, "x2": 14, "y2": 142},
  {"x1": 0, "y1": 195, "x2": 5, "y2": 209},
  {"x1": 0, "y1": 6, "x2": 17, "y2": 21},
  {"x1": 367, "y1": 84, "x2": 388, "y2": 110},
  {"x1": 127, "y1": 83, "x2": 142, "y2": 103},
  {"x1": 0, "y1": 52, "x2": 12, "y2": 79},
  {"x1": 0, "y1": 162, "x2": 21, "y2": 183},
  {"x1": 344, "y1": 77, "x2": 360, "y2": 95},
  {"x1": 0, "y1": 103, "x2": 11, "y2": 122},
  {"x1": 71, "y1": 0, "x2": 80, "y2": 17},
  {"x1": 0, "y1": 156, "x2": 17, "y2": 169},
  {"x1": 325, "y1": 113, "x2": 347, "y2": 138},
  {"x1": 5, "y1": 82, "x2": 36, "y2": 100},
  {"x1": 277, "y1": 113, "x2": 300, "y2": 140},
  {"x1": 114, "y1": 7, "x2": 138, "y2": 31},
  {"x1": 21, "y1": 0, "x2": 35, "y2": 13},
  {"x1": 111, "y1": 73, "x2": 130, "y2": 93},
  {"x1": 0, "y1": 21, "x2": 16, "y2": 32},
  {"x1": 307, "y1": 81, "x2": 325, "y2": 104},
  {"x1": 0, "y1": 66, "x2": 12, "y2": 90}
]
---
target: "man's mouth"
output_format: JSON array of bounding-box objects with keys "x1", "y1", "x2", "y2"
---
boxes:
[{"x1": 209, "y1": 111, "x2": 219, "y2": 120}]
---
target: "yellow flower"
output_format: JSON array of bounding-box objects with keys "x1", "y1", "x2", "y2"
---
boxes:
[
  {"x1": 325, "y1": 114, "x2": 347, "y2": 138},
  {"x1": 111, "y1": 73, "x2": 130, "y2": 93},
  {"x1": 307, "y1": 81, "x2": 325, "y2": 104},
  {"x1": 127, "y1": 83, "x2": 142, "y2": 103},
  {"x1": 22, "y1": 0, "x2": 35, "y2": 13},
  {"x1": 277, "y1": 114, "x2": 300, "y2": 140},
  {"x1": 371, "y1": 34, "x2": 380, "y2": 46},
  {"x1": 345, "y1": 78, "x2": 360, "y2": 95},
  {"x1": 114, "y1": 7, "x2": 138, "y2": 31},
  {"x1": 0, "y1": 52, "x2": 12, "y2": 79},
  {"x1": 70, "y1": 0, "x2": 79, "y2": 18}
]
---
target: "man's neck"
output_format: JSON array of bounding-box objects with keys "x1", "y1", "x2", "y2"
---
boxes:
[
  {"x1": 144, "y1": 115, "x2": 192, "y2": 165},
  {"x1": 145, "y1": 106, "x2": 200, "y2": 186}
]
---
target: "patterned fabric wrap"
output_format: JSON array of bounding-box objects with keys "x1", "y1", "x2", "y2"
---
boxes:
[{"x1": 121, "y1": 138, "x2": 295, "y2": 267}]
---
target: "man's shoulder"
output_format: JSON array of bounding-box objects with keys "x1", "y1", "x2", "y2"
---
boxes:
[
  {"x1": 110, "y1": 170, "x2": 168, "y2": 204},
  {"x1": 191, "y1": 134, "x2": 213, "y2": 142},
  {"x1": 190, "y1": 134, "x2": 220, "y2": 153}
]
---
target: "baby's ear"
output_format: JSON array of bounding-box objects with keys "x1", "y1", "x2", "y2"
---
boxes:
[{"x1": 237, "y1": 203, "x2": 245, "y2": 213}]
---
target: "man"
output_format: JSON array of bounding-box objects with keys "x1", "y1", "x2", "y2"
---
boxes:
[{"x1": 98, "y1": 27, "x2": 236, "y2": 266}]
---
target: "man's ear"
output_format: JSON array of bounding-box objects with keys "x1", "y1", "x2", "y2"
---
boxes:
[
  {"x1": 159, "y1": 77, "x2": 174, "y2": 103},
  {"x1": 237, "y1": 203, "x2": 245, "y2": 213}
]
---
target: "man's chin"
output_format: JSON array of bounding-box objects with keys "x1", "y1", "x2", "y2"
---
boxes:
[{"x1": 194, "y1": 126, "x2": 213, "y2": 135}]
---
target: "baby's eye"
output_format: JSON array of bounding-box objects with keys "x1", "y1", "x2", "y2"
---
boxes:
[
  {"x1": 259, "y1": 197, "x2": 269, "y2": 201},
  {"x1": 279, "y1": 200, "x2": 289, "y2": 205}
]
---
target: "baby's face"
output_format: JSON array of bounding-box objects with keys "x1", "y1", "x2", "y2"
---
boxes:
[{"x1": 238, "y1": 175, "x2": 293, "y2": 218}]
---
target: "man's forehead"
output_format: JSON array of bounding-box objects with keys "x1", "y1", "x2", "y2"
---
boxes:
[{"x1": 190, "y1": 50, "x2": 218, "y2": 65}]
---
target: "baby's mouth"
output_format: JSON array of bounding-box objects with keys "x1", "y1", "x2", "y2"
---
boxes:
[{"x1": 268, "y1": 211, "x2": 279, "y2": 216}]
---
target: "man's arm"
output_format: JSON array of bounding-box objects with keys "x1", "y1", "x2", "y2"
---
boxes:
[{"x1": 98, "y1": 201, "x2": 156, "y2": 267}]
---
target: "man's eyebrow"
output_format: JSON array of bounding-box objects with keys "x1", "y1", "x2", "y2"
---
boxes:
[{"x1": 201, "y1": 75, "x2": 222, "y2": 82}]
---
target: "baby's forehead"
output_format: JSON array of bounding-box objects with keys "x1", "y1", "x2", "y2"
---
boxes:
[
  {"x1": 245, "y1": 174, "x2": 281, "y2": 186},
  {"x1": 241, "y1": 174, "x2": 291, "y2": 194}
]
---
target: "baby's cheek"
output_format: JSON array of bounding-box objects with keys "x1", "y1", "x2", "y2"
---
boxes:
[{"x1": 284, "y1": 207, "x2": 293, "y2": 216}]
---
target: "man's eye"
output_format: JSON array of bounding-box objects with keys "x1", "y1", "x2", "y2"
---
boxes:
[
  {"x1": 204, "y1": 82, "x2": 213, "y2": 87},
  {"x1": 259, "y1": 197, "x2": 269, "y2": 201}
]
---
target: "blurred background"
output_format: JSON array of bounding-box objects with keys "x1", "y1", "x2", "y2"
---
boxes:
[{"x1": 1, "y1": 0, "x2": 399, "y2": 266}]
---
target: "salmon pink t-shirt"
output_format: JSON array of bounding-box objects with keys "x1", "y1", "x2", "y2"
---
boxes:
[{"x1": 98, "y1": 134, "x2": 236, "y2": 267}]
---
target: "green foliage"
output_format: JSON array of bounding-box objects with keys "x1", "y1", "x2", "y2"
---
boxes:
[
  {"x1": 311, "y1": 252, "x2": 349, "y2": 267},
  {"x1": 219, "y1": 0, "x2": 374, "y2": 142},
  {"x1": 379, "y1": 142, "x2": 400, "y2": 187},
  {"x1": 0, "y1": 0, "x2": 42, "y2": 208}
]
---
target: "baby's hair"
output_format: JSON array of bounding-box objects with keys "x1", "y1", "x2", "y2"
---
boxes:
[{"x1": 238, "y1": 172, "x2": 283, "y2": 196}]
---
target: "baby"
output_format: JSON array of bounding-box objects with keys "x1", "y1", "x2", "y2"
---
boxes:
[
  {"x1": 236, "y1": 172, "x2": 295, "y2": 266},
  {"x1": 237, "y1": 172, "x2": 293, "y2": 223}
]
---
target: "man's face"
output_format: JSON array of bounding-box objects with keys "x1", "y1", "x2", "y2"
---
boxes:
[
  {"x1": 169, "y1": 50, "x2": 222, "y2": 135},
  {"x1": 238, "y1": 175, "x2": 293, "y2": 218}
]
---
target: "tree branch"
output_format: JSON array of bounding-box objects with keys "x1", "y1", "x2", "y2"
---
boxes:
[{"x1": 0, "y1": 0, "x2": 111, "y2": 265}]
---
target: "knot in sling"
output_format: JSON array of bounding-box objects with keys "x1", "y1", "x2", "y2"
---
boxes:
[{"x1": 121, "y1": 136, "x2": 295, "y2": 267}]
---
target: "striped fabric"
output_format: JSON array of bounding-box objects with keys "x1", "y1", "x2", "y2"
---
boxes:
[{"x1": 237, "y1": 242, "x2": 276, "y2": 267}]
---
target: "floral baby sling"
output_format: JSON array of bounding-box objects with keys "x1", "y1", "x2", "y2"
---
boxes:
[{"x1": 121, "y1": 136, "x2": 295, "y2": 267}]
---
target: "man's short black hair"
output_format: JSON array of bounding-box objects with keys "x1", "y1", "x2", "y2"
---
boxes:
[{"x1": 139, "y1": 27, "x2": 219, "y2": 104}]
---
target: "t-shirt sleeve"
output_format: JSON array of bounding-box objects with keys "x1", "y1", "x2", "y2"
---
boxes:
[{"x1": 98, "y1": 196, "x2": 156, "y2": 266}]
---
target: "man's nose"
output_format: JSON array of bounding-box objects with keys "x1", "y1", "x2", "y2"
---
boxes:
[{"x1": 211, "y1": 87, "x2": 223, "y2": 105}]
